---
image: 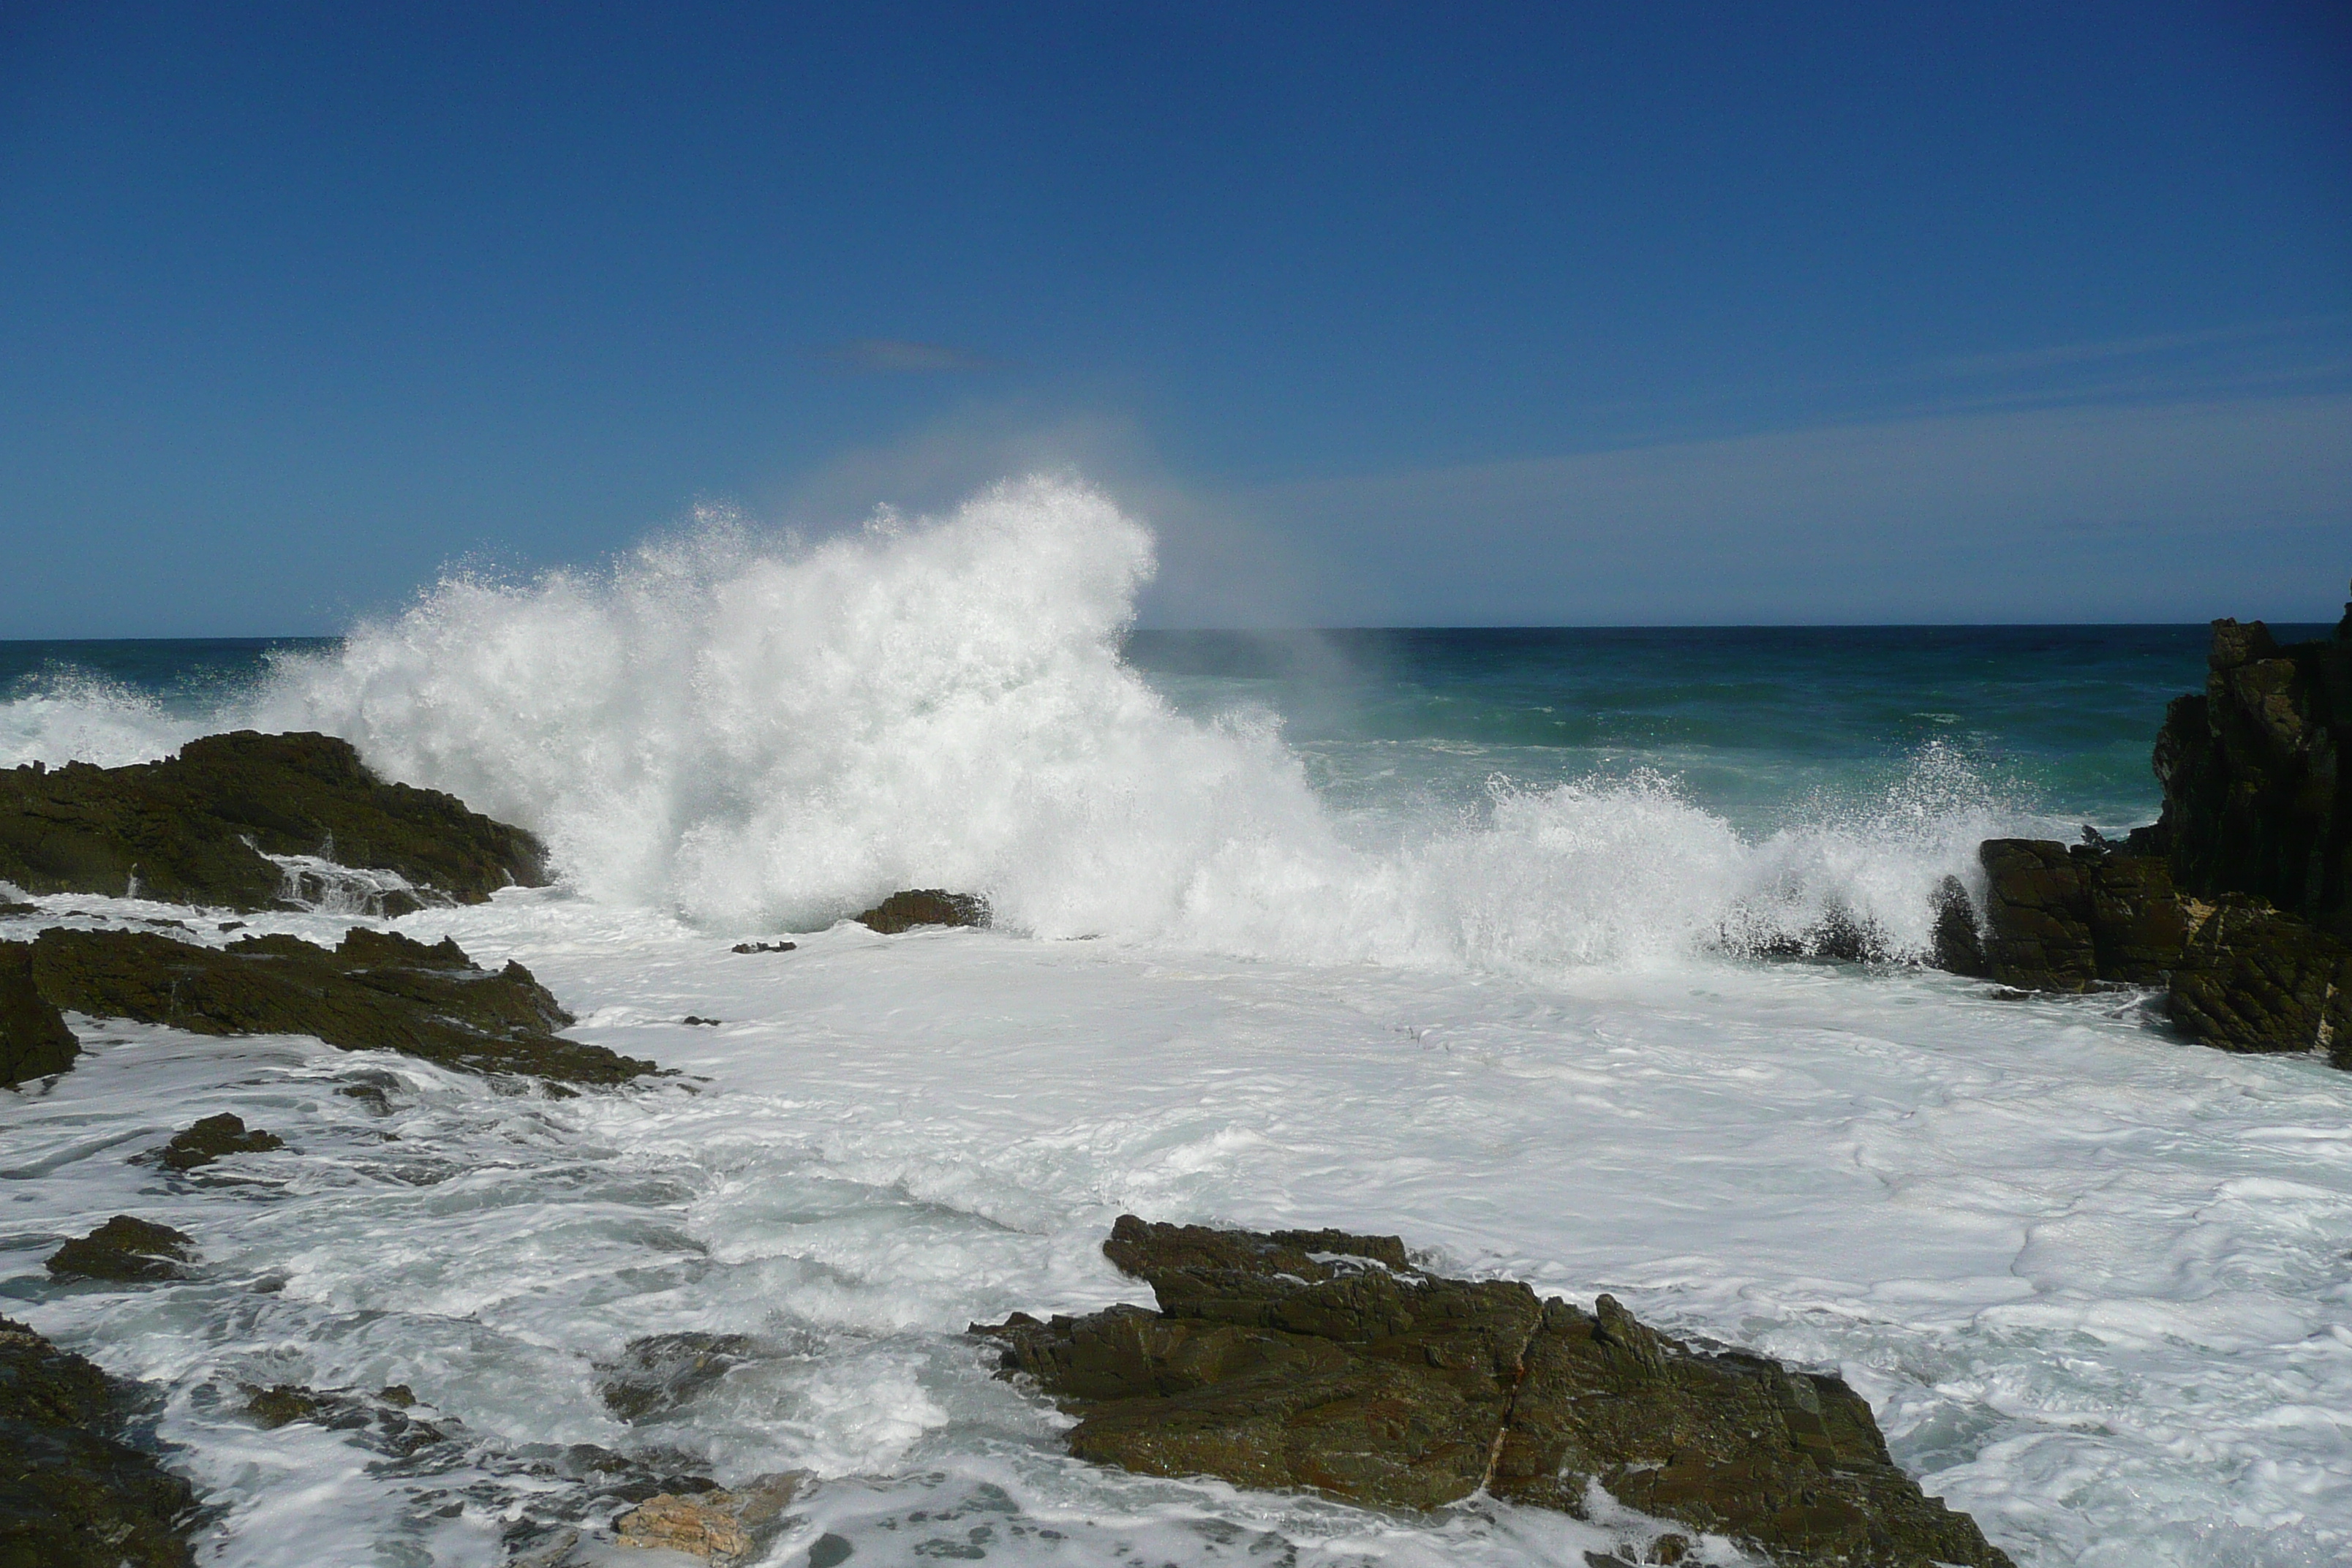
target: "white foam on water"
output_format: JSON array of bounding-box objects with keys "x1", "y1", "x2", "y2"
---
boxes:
[{"x1": 4, "y1": 478, "x2": 2339, "y2": 1566}]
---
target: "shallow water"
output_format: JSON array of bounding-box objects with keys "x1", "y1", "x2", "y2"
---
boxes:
[{"x1": 3, "y1": 480, "x2": 2344, "y2": 1566}]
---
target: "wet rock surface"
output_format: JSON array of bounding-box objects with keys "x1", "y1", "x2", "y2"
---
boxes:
[
  {"x1": 155, "y1": 1112, "x2": 286, "y2": 1171},
  {"x1": 26, "y1": 925, "x2": 653, "y2": 1085},
  {"x1": 1949, "y1": 617, "x2": 2352, "y2": 1058},
  {"x1": 0, "y1": 938, "x2": 78, "y2": 1087},
  {"x1": 612, "y1": 1475, "x2": 802, "y2": 1565},
  {"x1": 0, "y1": 1314, "x2": 200, "y2": 1567},
  {"x1": 0, "y1": 729, "x2": 549, "y2": 911},
  {"x1": 979, "y1": 1216, "x2": 2013, "y2": 1568},
  {"x1": 596, "y1": 1332, "x2": 760, "y2": 1423},
  {"x1": 47, "y1": 1215, "x2": 197, "y2": 1283},
  {"x1": 853, "y1": 889, "x2": 990, "y2": 933}
]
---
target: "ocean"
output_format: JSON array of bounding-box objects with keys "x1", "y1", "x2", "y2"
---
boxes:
[{"x1": 1, "y1": 479, "x2": 2342, "y2": 1567}]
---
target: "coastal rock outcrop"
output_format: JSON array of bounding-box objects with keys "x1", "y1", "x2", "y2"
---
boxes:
[
  {"x1": 154, "y1": 1112, "x2": 286, "y2": 1172},
  {"x1": 0, "y1": 1315, "x2": 200, "y2": 1567},
  {"x1": 1, "y1": 938, "x2": 78, "y2": 1086},
  {"x1": 0, "y1": 730, "x2": 548, "y2": 911},
  {"x1": 854, "y1": 889, "x2": 990, "y2": 932},
  {"x1": 45, "y1": 1215, "x2": 197, "y2": 1284},
  {"x1": 26, "y1": 926, "x2": 653, "y2": 1085},
  {"x1": 976, "y1": 1215, "x2": 2013, "y2": 1568},
  {"x1": 1951, "y1": 617, "x2": 2352, "y2": 1060}
]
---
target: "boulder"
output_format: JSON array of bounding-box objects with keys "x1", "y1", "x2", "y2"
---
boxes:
[
  {"x1": 853, "y1": 890, "x2": 989, "y2": 933},
  {"x1": 1, "y1": 938, "x2": 78, "y2": 1087},
  {"x1": 46, "y1": 1216, "x2": 196, "y2": 1283},
  {"x1": 2166, "y1": 894, "x2": 2352, "y2": 1063},
  {"x1": 155, "y1": 1112, "x2": 285, "y2": 1172},
  {"x1": 0, "y1": 1315, "x2": 200, "y2": 1567},
  {"x1": 978, "y1": 1216, "x2": 2013, "y2": 1568},
  {"x1": 0, "y1": 730, "x2": 548, "y2": 911},
  {"x1": 26, "y1": 926, "x2": 653, "y2": 1086}
]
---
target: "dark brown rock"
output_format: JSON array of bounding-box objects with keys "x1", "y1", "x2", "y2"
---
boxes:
[
  {"x1": 155, "y1": 1112, "x2": 286, "y2": 1172},
  {"x1": 0, "y1": 731, "x2": 549, "y2": 912},
  {"x1": 241, "y1": 1382, "x2": 448, "y2": 1457},
  {"x1": 1976, "y1": 840, "x2": 2097, "y2": 990},
  {"x1": 1, "y1": 938, "x2": 78, "y2": 1087},
  {"x1": 2166, "y1": 894, "x2": 2352, "y2": 1063},
  {"x1": 979, "y1": 1217, "x2": 2013, "y2": 1567},
  {"x1": 853, "y1": 890, "x2": 989, "y2": 933},
  {"x1": 26, "y1": 926, "x2": 652, "y2": 1085},
  {"x1": 0, "y1": 1314, "x2": 200, "y2": 1567},
  {"x1": 46, "y1": 1216, "x2": 196, "y2": 1283}
]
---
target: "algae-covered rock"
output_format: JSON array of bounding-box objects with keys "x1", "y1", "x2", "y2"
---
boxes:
[
  {"x1": 854, "y1": 889, "x2": 989, "y2": 933},
  {"x1": 0, "y1": 1315, "x2": 200, "y2": 1567},
  {"x1": 0, "y1": 730, "x2": 549, "y2": 911},
  {"x1": 241, "y1": 1382, "x2": 448, "y2": 1457},
  {"x1": 1, "y1": 938, "x2": 78, "y2": 1087},
  {"x1": 155, "y1": 1112, "x2": 286, "y2": 1172},
  {"x1": 2166, "y1": 894, "x2": 2352, "y2": 1063},
  {"x1": 27, "y1": 926, "x2": 653, "y2": 1085},
  {"x1": 979, "y1": 1216, "x2": 2014, "y2": 1568},
  {"x1": 46, "y1": 1216, "x2": 196, "y2": 1283}
]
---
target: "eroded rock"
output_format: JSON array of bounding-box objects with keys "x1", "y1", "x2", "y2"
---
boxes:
[
  {"x1": 1, "y1": 938, "x2": 77, "y2": 1087},
  {"x1": 26, "y1": 926, "x2": 653, "y2": 1085},
  {"x1": 46, "y1": 1215, "x2": 197, "y2": 1283},
  {"x1": 979, "y1": 1216, "x2": 2013, "y2": 1568},
  {"x1": 614, "y1": 1474, "x2": 802, "y2": 1565},
  {"x1": 156, "y1": 1112, "x2": 286, "y2": 1171},
  {"x1": 0, "y1": 1315, "x2": 200, "y2": 1567},
  {"x1": 853, "y1": 890, "x2": 989, "y2": 933},
  {"x1": 0, "y1": 730, "x2": 549, "y2": 911}
]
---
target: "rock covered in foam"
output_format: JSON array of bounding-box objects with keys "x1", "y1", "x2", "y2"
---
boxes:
[
  {"x1": 0, "y1": 730, "x2": 549, "y2": 911},
  {"x1": 0, "y1": 1314, "x2": 200, "y2": 1567},
  {"x1": 853, "y1": 889, "x2": 990, "y2": 933},
  {"x1": 976, "y1": 1215, "x2": 2015, "y2": 1568},
  {"x1": 26, "y1": 926, "x2": 654, "y2": 1085},
  {"x1": 1, "y1": 938, "x2": 78, "y2": 1087}
]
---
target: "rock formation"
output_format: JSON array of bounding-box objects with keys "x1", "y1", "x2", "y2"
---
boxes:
[
  {"x1": 853, "y1": 889, "x2": 990, "y2": 933},
  {"x1": 0, "y1": 730, "x2": 547, "y2": 911},
  {"x1": 977, "y1": 1216, "x2": 2013, "y2": 1568},
  {"x1": 0, "y1": 1315, "x2": 200, "y2": 1567},
  {"x1": 23, "y1": 926, "x2": 652, "y2": 1085},
  {"x1": 154, "y1": 1112, "x2": 286, "y2": 1172},
  {"x1": 1953, "y1": 618, "x2": 2352, "y2": 1060},
  {"x1": 1, "y1": 937, "x2": 78, "y2": 1086},
  {"x1": 46, "y1": 1216, "x2": 197, "y2": 1284}
]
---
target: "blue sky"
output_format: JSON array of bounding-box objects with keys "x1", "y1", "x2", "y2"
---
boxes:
[{"x1": 1, "y1": 1, "x2": 2346, "y2": 633}]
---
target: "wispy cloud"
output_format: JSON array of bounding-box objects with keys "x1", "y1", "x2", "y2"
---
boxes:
[
  {"x1": 820, "y1": 337, "x2": 995, "y2": 373},
  {"x1": 1921, "y1": 313, "x2": 2352, "y2": 380}
]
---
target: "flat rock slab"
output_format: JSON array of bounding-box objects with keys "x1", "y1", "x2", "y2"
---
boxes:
[
  {"x1": 979, "y1": 1216, "x2": 2013, "y2": 1568},
  {"x1": 0, "y1": 1315, "x2": 199, "y2": 1567},
  {"x1": 25, "y1": 925, "x2": 654, "y2": 1085},
  {"x1": 0, "y1": 729, "x2": 548, "y2": 911}
]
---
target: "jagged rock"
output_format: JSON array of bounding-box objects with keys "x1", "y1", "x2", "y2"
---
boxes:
[
  {"x1": 155, "y1": 1112, "x2": 286, "y2": 1172},
  {"x1": 979, "y1": 1216, "x2": 2013, "y2": 1568},
  {"x1": 26, "y1": 925, "x2": 653, "y2": 1085},
  {"x1": 614, "y1": 1474, "x2": 802, "y2": 1565},
  {"x1": 2152, "y1": 620, "x2": 2348, "y2": 937},
  {"x1": 1976, "y1": 840, "x2": 2099, "y2": 990},
  {"x1": 0, "y1": 1314, "x2": 200, "y2": 1567},
  {"x1": 242, "y1": 1382, "x2": 448, "y2": 1457},
  {"x1": 2167, "y1": 894, "x2": 2352, "y2": 1063},
  {"x1": 853, "y1": 889, "x2": 989, "y2": 933},
  {"x1": 1929, "y1": 876, "x2": 1986, "y2": 978},
  {"x1": 46, "y1": 1216, "x2": 196, "y2": 1283},
  {"x1": 1, "y1": 938, "x2": 78, "y2": 1086},
  {"x1": 0, "y1": 730, "x2": 549, "y2": 911},
  {"x1": 597, "y1": 1333, "x2": 759, "y2": 1423}
]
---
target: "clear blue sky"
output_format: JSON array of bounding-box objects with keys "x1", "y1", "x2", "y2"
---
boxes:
[{"x1": 3, "y1": 1, "x2": 2347, "y2": 633}]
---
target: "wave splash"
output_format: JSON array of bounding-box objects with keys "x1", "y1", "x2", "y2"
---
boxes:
[{"x1": 21, "y1": 477, "x2": 2014, "y2": 971}]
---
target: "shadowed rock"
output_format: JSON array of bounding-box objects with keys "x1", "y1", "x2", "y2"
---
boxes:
[
  {"x1": 26, "y1": 926, "x2": 653, "y2": 1085},
  {"x1": 156, "y1": 1112, "x2": 286, "y2": 1172},
  {"x1": 854, "y1": 890, "x2": 989, "y2": 933},
  {"x1": 0, "y1": 731, "x2": 549, "y2": 911},
  {"x1": 978, "y1": 1216, "x2": 2013, "y2": 1567},
  {"x1": 46, "y1": 1216, "x2": 196, "y2": 1283},
  {"x1": 0, "y1": 1315, "x2": 200, "y2": 1567},
  {"x1": 1, "y1": 938, "x2": 78, "y2": 1086}
]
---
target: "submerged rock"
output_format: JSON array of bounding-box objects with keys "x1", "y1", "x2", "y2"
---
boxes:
[
  {"x1": 0, "y1": 730, "x2": 549, "y2": 911},
  {"x1": 26, "y1": 925, "x2": 654, "y2": 1085},
  {"x1": 853, "y1": 889, "x2": 989, "y2": 933},
  {"x1": 596, "y1": 1332, "x2": 759, "y2": 1423},
  {"x1": 0, "y1": 1314, "x2": 200, "y2": 1567},
  {"x1": 614, "y1": 1475, "x2": 802, "y2": 1565},
  {"x1": 155, "y1": 1112, "x2": 286, "y2": 1172},
  {"x1": 978, "y1": 1216, "x2": 2013, "y2": 1568},
  {"x1": 46, "y1": 1215, "x2": 197, "y2": 1283},
  {"x1": 242, "y1": 1382, "x2": 448, "y2": 1457},
  {"x1": 1, "y1": 938, "x2": 78, "y2": 1087}
]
